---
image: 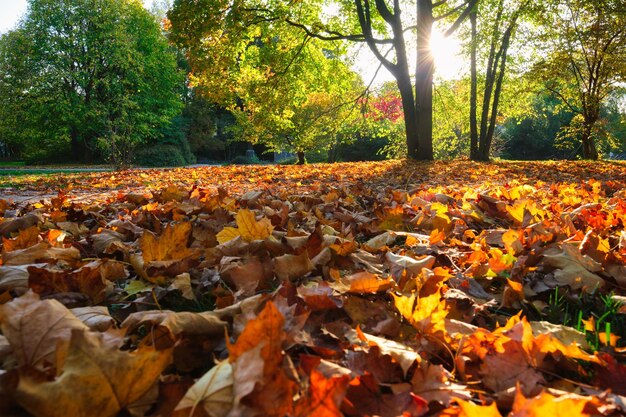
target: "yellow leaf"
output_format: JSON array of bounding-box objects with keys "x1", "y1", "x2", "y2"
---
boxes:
[
  {"x1": 141, "y1": 222, "x2": 194, "y2": 262},
  {"x1": 442, "y1": 399, "x2": 503, "y2": 417},
  {"x1": 216, "y1": 227, "x2": 241, "y2": 245},
  {"x1": 217, "y1": 209, "x2": 273, "y2": 244},
  {"x1": 236, "y1": 209, "x2": 273, "y2": 242},
  {"x1": 506, "y1": 201, "x2": 526, "y2": 224},
  {"x1": 392, "y1": 288, "x2": 448, "y2": 332},
  {"x1": 511, "y1": 390, "x2": 591, "y2": 417}
]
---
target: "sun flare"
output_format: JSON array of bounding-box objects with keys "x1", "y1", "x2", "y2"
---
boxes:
[{"x1": 430, "y1": 30, "x2": 464, "y2": 80}]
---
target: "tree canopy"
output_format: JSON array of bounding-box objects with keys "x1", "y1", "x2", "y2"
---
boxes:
[{"x1": 0, "y1": 0, "x2": 183, "y2": 166}]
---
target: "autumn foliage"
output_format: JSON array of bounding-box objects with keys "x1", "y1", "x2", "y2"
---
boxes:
[{"x1": 1, "y1": 160, "x2": 626, "y2": 416}]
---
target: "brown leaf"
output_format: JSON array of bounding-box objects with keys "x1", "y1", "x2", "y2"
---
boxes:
[
  {"x1": 342, "y1": 373, "x2": 428, "y2": 417},
  {"x1": 28, "y1": 262, "x2": 113, "y2": 304},
  {"x1": 70, "y1": 307, "x2": 114, "y2": 332},
  {"x1": 2, "y1": 242, "x2": 81, "y2": 266},
  {"x1": 219, "y1": 256, "x2": 266, "y2": 296},
  {"x1": 0, "y1": 264, "x2": 46, "y2": 292},
  {"x1": 411, "y1": 361, "x2": 471, "y2": 405},
  {"x1": 0, "y1": 213, "x2": 42, "y2": 237},
  {"x1": 122, "y1": 309, "x2": 228, "y2": 341},
  {"x1": 274, "y1": 251, "x2": 314, "y2": 282},
  {"x1": 386, "y1": 252, "x2": 436, "y2": 281},
  {"x1": 542, "y1": 244, "x2": 604, "y2": 291},
  {"x1": 2, "y1": 225, "x2": 41, "y2": 252},
  {"x1": 0, "y1": 291, "x2": 88, "y2": 368},
  {"x1": 227, "y1": 301, "x2": 295, "y2": 416},
  {"x1": 14, "y1": 329, "x2": 172, "y2": 417}
]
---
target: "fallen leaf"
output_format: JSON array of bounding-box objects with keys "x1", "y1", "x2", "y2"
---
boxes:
[
  {"x1": 411, "y1": 361, "x2": 471, "y2": 405},
  {"x1": 0, "y1": 291, "x2": 88, "y2": 368},
  {"x1": 70, "y1": 306, "x2": 115, "y2": 332},
  {"x1": 295, "y1": 369, "x2": 349, "y2": 417},
  {"x1": 2, "y1": 242, "x2": 81, "y2": 266},
  {"x1": 542, "y1": 244, "x2": 604, "y2": 291},
  {"x1": 175, "y1": 361, "x2": 234, "y2": 417},
  {"x1": 141, "y1": 222, "x2": 195, "y2": 263},
  {"x1": 2, "y1": 225, "x2": 41, "y2": 252},
  {"x1": 216, "y1": 209, "x2": 274, "y2": 244},
  {"x1": 510, "y1": 389, "x2": 592, "y2": 417},
  {"x1": 15, "y1": 329, "x2": 172, "y2": 417},
  {"x1": 274, "y1": 251, "x2": 314, "y2": 282}
]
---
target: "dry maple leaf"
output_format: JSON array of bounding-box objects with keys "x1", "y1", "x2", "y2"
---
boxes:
[
  {"x1": 542, "y1": 244, "x2": 604, "y2": 291},
  {"x1": 0, "y1": 291, "x2": 88, "y2": 368},
  {"x1": 342, "y1": 373, "x2": 428, "y2": 417},
  {"x1": 70, "y1": 306, "x2": 115, "y2": 331},
  {"x1": 460, "y1": 315, "x2": 599, "y2": 393},
  {"x1": 216, "y1": 209, "x2": 274, "y2": 244},
  {"x1": 175, "y1": 360, "x2": 234, "y2": 417},
  {"x1": 14, "y1": 329, "x2": 173, "y2": 417},
  {"x1": 2, "y1": 241, "x2": 81, "y2": 266},
  {"x1": 122, "y1": 309, "x2": 229, "y2": 349},
  {"x1": 358, "y1": 331, "x2": 419, "y2": 376},
  {"x1": 441, "y1": 399, "x2": 503, "y2": 417},
  {"x1": 227, "y1": 301, "x2": 295, "y2": 416},
  {"x1": 140, "y1": 222, "x2": 195, "y2": 263},
  {"x1": 27, "y1": 262, "x2": 114, "y2": 304},
  {"x1": 0, "y1": 212, "x2": 43, "y2": 237},
  {"x1": 274, "y1": 251, "x2": 314, "y2": 282},
  {"x1": 510, "y1": 389, "x2": 595, "y2": 417},
  {"x1": 294, "y1": 369, "x2": 349, "y2": 417},
  {"x1": 411, "y1": 361, "x2": 471, "y2": 406},
  {"x1": 0, "y1": 263, "x2": 46, "y2": 292},
  {"x1": 392, "y1": 288, "x2": 449, "y2": 335},
  {"x1": 2, "y1": 225, "x2": 41, "y2": 252}
]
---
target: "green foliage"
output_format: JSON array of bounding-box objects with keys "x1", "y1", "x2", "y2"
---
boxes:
[
  {"x1": 501, "y1": 93, "x2": 574, "y2": 159},
  {"x1": 134, "y1": 145, "x2": 188, "y2": 167},
  {"x1": 544, "y1": 288, "x2": 626, "y2": 351},
  {"x1": 334, "y1": 135, "x2": 390, "y2": 162},
  {"x1": 0, "y1": 0, "x2": 183, "y2": 167},
  {"x1": 182, "y1": 95, "x2": 235, "y2": 159},
  {"x1": 532, "y1": 0, "x2": 626, "y2": 159},
  {"x1": 230, "y1": 155, "x2": 261, "y2": 165},
  {"x1": 169, "y1": 0, "x2": 364, "y2": 158}
]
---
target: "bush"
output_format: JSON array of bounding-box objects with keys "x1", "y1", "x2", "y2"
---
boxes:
[
  {"x1": 134, "y1": 144, "x2": 188, "y2": 167},
  {"x1": 230, "y1": 154, "x2": 260, "y2": 165},
  {"x1": 277, "y1": 156, "x2": 298, "y2": 165}
]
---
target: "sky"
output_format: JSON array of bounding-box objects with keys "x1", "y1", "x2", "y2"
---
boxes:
[
  {"x1": 0, "y1": 0, "x2": 156, "y2": 34},
  {"x1": 0, "y1": 0, "x2": 464, "y2": 83},
  {"x1": 0, "y1": 0, "x2": 28, "y2": 34}
]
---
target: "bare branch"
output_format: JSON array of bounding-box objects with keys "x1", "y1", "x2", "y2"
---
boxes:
[{"x1": 443, "y1": 0, "x2": 478, "y2": 37}]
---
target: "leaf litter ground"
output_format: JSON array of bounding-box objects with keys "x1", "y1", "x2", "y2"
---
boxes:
[{"x1": 1, "y1": 160, "x2": 626, "y2": 417}]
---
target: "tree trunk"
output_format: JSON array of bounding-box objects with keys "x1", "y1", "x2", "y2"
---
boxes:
[
  {"x1": 581, "y1": 120, "x2": 599, "y2": 160},
  {"x1": 397, "y1": 75, "x2": 419, "y2": 159},
  {"x1": 469, "y1": 8, "x2": 479, "y2": 160},
  {"x1": 296, "y1": 151, "x2": 305, "y2": 165},
  {"x1": 415, "y1": 0, "x2": 434, "y2": 160},
  {"x1": 70, "y1": 128, "x2": 91, "y2": 163}
]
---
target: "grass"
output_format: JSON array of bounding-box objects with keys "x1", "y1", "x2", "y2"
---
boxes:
[
  {"x1": 543, "y1": 287, "x2": 626, "y2": 351},
  {"x1": 0, "y1": 161, "x2": 26, "y2": 167}
]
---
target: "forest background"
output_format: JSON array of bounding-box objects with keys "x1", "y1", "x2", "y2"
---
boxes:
[{"x1": 0, "y1": 0, "x2": 624, "y2": 167}]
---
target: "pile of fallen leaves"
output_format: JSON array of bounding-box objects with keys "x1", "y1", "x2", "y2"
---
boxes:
[{"x1": 1, "y1": 159, "x2": 626, "y2": 417}]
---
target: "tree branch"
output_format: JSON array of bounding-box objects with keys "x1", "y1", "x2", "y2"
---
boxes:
[{"x1": 443, "y1": 0, "x2": 478, "y2": 37}]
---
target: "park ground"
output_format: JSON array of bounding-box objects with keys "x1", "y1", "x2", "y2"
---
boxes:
[{"x1": 2, "y1": 159, "x2": 626, "y2": 416}]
